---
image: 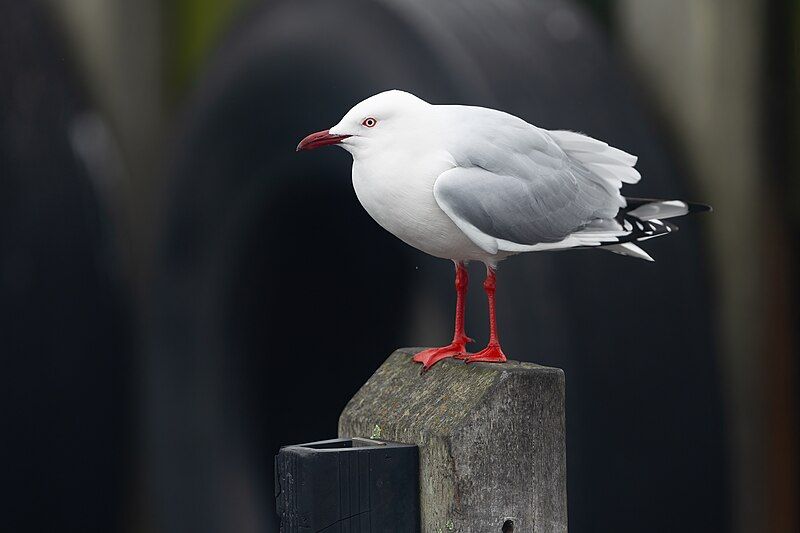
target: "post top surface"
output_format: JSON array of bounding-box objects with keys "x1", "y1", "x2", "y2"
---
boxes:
[
  {"x1": 397, "y1": 347, "x2": 563, "y2": 378},
  {"x1": 339, "y1": 348, "x2": 564, "y2": 438}
]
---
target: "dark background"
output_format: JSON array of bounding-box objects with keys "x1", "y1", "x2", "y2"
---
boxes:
[{"x1": 0, "y1": 1, "x2": 796, "y2": 532}]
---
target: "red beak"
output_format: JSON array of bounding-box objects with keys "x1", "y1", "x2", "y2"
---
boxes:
[{"x1": 296, "y1": 129, "x2": 351, "y2": 151}]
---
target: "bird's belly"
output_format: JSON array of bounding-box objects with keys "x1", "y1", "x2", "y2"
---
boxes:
[{"x1": 351, "y1": 164, "x2": 487, "y2": 261}]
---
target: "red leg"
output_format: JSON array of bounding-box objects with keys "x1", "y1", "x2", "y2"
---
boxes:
[
  {"x1": 465, "y1": 266, "x2": 507, "y2": 364},
  {"x1": 413, "y1": 261, "x2": 474, "y2": 370}
]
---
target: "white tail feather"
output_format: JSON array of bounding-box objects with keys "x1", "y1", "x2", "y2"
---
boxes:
[
  {"x1": 550, "y1": 130, "x2": 640, "y2": 196},
  {"x1": 550, "y1": 130, "x2": 638, "y2": 165},
  {"x1": 603, "y1": 242, "x2": 654, "y2": 261},
  {"x1": 627, "y1": 200, "x2": 690, "y2": 220}
]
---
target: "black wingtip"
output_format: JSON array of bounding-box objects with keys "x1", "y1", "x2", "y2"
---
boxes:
[{"x1": 687, "y1": 202, "x2": 712, "y2": 214}]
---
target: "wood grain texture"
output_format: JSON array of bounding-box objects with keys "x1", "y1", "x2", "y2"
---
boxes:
[{"x1": 339, "y1": 348, "x2": 567, "y2": 532}]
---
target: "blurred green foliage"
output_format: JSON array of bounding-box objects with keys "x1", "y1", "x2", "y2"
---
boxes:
[{"x1": 164, "y1": 0, "x2": 252, "y2": 100}]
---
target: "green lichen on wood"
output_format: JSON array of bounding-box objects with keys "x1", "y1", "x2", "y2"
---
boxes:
[{"x1": 370, "y1": 424, "x2": 382, "y2": 439}]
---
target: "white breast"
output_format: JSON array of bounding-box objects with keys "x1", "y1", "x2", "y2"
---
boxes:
[{"x1": 351, "y1": 152, "x2": 491, "y2": 262}]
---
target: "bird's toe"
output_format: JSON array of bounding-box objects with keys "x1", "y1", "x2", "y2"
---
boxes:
[{"x1": 464, "y1": 344, "x2": 507, "y2": 364}]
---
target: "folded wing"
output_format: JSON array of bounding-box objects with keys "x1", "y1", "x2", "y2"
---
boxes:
[{"x1": 434, "y1": 128, "x2": 638, "y2": 254}]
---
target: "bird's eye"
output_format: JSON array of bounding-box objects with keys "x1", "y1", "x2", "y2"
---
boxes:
[{"x1": 362, "y1": 117, "x2": 377, "y2": 127}]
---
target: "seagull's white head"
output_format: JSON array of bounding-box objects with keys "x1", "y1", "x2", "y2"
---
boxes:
[{"x1": 296, "y1": 90, "x2": 430, "y2": 157}]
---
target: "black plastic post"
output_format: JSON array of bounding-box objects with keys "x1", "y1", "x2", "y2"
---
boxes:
[{"x1": 275, "y1": 438, "x2": 420, "y2": 532}]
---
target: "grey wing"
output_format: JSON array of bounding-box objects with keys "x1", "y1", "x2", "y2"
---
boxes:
[{"x1": 433, "y1": 162, "x2": 622, "y2": 254}]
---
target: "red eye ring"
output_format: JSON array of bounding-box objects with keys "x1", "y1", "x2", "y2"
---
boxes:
[{"x1": 362, "y1": 117, "x2": 377, "y2": 127}]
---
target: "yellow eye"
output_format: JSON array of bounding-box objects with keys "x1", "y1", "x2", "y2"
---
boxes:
[{"x1": 362, "y1": 117, "x2": 377, "y2": 127}]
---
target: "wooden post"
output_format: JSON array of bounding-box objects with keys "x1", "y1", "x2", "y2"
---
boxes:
[{"x1": 339, "y1": 348, "x2": 567, "y2": 532}]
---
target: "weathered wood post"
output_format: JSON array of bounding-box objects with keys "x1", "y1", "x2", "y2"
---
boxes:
[{"x1": 339, "y1": 348, "x2": 567, "y2": 532}]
